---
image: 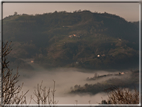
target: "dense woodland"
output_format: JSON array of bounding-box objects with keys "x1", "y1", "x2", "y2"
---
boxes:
[{"x1": 3, "y1": 10, "x2": 139, "y2": 70}]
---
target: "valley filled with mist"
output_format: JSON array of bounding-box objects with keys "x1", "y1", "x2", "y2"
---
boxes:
[
  {"x1": 3, "y1": 10, "x2": 139, "y2": 104},
  {"x1": 17, "y1": 65, "x2": 139, "y2": 104}
]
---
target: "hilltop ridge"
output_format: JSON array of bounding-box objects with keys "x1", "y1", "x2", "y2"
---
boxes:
[{"x1": 3, "y1": 10, "x2": 139, "y2": 70}]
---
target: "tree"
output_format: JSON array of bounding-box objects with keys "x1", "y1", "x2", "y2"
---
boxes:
[
  {"x1": 32, "y1": 80, "x2": 58, "y2": 106},
  {"x1": 14, "y1": 12, "x2": 18, "y2": 16},
  {"x1": 1, "y1": 41, "x2": 57, "y2": 106},
  {"x1": 1, "y1": 41, "x2": 28, "y2": 105},
  {"x1": 101, "y1": 87, "x2": 139, "y2": 104}
]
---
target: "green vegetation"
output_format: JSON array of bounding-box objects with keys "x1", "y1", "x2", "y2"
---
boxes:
[{"x1": 3, "y1": 10, "x2": 139, "y2": 70}]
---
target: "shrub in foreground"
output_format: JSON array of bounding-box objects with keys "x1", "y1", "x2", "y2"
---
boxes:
[{"x1": 101, "y1": 88, "x2": 139, "y2": 104}]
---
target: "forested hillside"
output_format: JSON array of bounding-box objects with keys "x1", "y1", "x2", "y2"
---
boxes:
[{"x1": 3, "y1": 10, "x2": 139, "y2": 70}]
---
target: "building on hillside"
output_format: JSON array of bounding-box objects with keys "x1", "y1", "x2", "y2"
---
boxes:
[
  {"x1": 69, "y1": 35, "x2": 73, "y2": 38},
  {"x1": 119, "y1": 72, "x2": 125, "y2": 75},
  {"x1": 73, "y1": 34, "x2": 76, "y2": 37},
  {"x1": 97, "y1": 55, "x2": 100, "y2": 57},
  {"x1": 31, "y1": 60, "x2": 34, "y2": 63},
  {"x1": 69, "y1": 34, "x2": 80, "y2": 38}
]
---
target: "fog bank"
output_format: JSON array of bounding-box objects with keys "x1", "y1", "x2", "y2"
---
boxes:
[{"x1": 14, "y1": 65, "x2": 135, "y2": 104}]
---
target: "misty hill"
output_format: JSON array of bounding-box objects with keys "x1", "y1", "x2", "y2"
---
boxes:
[
  {"x1": 70, "y1": 70, "x2": 139, "y2": 95},
  {"x1": 3, "y1": 10, "x2": 139, "y2": 70}
]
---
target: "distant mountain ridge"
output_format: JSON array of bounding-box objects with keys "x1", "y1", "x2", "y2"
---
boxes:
[{"x1": 3, "y1": 10, "x2": 139, "y2": 70}]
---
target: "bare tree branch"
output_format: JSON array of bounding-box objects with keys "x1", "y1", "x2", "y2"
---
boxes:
[{"x1": 1, "y1": 41, "x2": 28, "y2": 105}]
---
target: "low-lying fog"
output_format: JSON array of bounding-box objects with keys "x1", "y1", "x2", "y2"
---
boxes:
[{"x1": 14, "y1": 62, "x2": 138, "y2": 104}]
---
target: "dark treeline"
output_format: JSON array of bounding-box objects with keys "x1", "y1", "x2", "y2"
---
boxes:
[{"x1": 70, "y1": 70, "x2": 139, "y2": 95}]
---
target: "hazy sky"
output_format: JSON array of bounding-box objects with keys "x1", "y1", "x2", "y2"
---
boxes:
[{"x1": 1, "y1": 0, "x2": 141, "y2": 22}]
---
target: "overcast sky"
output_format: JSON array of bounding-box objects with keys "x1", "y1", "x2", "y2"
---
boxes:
[{"x1": 1, "y1": 0, "x2": 141, "y2": 22}]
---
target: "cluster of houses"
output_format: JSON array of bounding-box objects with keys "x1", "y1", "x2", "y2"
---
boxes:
[
  {"x1": 87, "y1": 72, "x2": 125, "y2": 80},
  {"x1": 119, "y1": 72, "x2": 124, "y2": 75},
  {"x1": 69, "y1": 34, "x2": 80, "y2": 38}
]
